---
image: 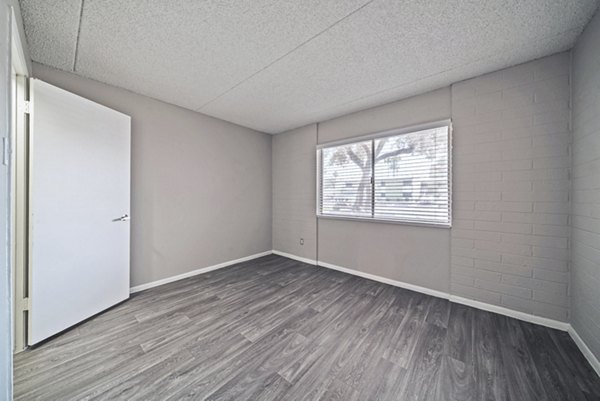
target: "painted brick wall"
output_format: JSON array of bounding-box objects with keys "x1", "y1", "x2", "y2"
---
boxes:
[
  {"x1": 572, "y1": 9, "x2": 600, "y2": 360},
  {"x1": 450, "y1": 52, "x2": 572, "y2": 322}
]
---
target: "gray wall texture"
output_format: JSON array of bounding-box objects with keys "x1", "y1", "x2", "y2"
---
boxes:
[
  {"x1": 572, "y1": 8, "x2": 600, "y2": 361},
  {"x1": 272, "y1": 124, "x2": 318, "y2": 261},
  {"x1": 450, "y1": 52, "x2": 572, "y2": 322},
  {"x1": 33, "y1": 63, "x2": 273, "y2": 287},
  {"x1": 273, "y1": 54, "x2": 573, "y2": 320}
]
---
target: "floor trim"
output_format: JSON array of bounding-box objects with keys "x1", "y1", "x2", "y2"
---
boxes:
[
  {"x1": 312, "y1": 257, "x2": 570, "y2": 332},
  {"x1": 569, "y1": 325, "x2": 600, "y2": 378},
  {"x1": 449, "y1": 295, "x2": 569, "y2": 331},
  {"x1": 317, "y1": 259, "x2": 450, "y2": 300},
  {"x1": 272, "y1": 250, "x2": 318, "y2": 265},
  {"x1": 129, "y1": 250, "x2": 273, "y2": 293},
  {"x1": 316, "y1": 258, "x2": 570, "y2": 332}
]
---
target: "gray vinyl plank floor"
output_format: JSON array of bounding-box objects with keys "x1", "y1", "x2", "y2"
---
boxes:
[{"x1": 13, "y1": 255, "x2": 600, "y2": 400}]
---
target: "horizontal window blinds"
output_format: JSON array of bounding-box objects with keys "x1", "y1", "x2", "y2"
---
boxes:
[
  {"x1": 320, "y1": 140, "x2": 373, "y2": 217},
  {"x1": 318, "y1": 123, "x2": 451, "y2": 226},
  {"x1": 374, "y1": 127, "x2": 449, "y2": 224}
]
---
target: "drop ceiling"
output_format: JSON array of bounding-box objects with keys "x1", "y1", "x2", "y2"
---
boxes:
[{"x1": 19, "y1": 0, "x2": 600, "y2": 133}]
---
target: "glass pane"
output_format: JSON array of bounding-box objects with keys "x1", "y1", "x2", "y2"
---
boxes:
[
  {"x1": 374, "y1": 126, "x2": 449, "y2": 224},
  {"x1": 321, "y1": 140, "x2": 372, "y2": 217}
]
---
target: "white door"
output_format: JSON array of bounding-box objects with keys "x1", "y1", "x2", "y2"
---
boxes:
[{"x1": 28, "y1": 79, "x2": 131, "y2": 345}]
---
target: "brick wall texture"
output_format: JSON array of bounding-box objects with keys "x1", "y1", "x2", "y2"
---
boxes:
[
  {"x1": 450, "y1": 52, "x2": 572, "y2": 322},
  {"x1": 572, "y1": 10, "x2": 600, "y2": 361}
]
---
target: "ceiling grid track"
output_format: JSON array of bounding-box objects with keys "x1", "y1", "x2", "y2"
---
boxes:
[
  {"x1": 195, "y1": 0, "x2": 377, "y2": 112},
  {"x1": 72, "y1": 0, "x2": 85, "y2": 72}
]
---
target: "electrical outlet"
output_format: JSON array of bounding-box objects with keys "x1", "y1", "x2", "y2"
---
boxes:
[{"x1": 300, "y1": 238, "x2": 304, "y2": 246}]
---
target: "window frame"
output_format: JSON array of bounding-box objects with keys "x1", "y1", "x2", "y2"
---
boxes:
[{"x1": 316, "y1": 119, "x2": 452, "y2": 228}]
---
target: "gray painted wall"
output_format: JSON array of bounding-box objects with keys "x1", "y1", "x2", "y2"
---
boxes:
[
  {"x1": 572, "y1": 9, "x2": 600, "y2": 361},
  {"x1": 0, "y1": 2, "x2": 12, "y2": 398},
  {"x1": 450, "y1": 52, "x2": 572, "y2": 322},
  {"x1": 272, "y1": 124, "x2": 317, "y2": 261},
  {"x1": 33, "y1": 63, "x2": 273, "y2": 287},
  {"x1": 273, "y1": 54, "x2": 573, "y2": 318}
]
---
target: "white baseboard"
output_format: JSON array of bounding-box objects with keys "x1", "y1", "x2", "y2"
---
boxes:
[
  {"x1": 273, "y1": 251, "x2": 571, "y2": 331},
  {"x1": 272, "y1": 250, "x2": 317, "y2": 266},
  {"x1": 318, "y1": 259, "x2": 571, "y2": 332},
  {"x1": 449, "y1": 295, "x2": 570, "y2": 331},
  {"x1": 569, "y1": 326, "x2": 600, "y2": 378},
  {"x1": 316, "y1": 260, "x2": 450, "y2": 300},
  {"x1": 129, "y1": 250, "x2": 273, "y2": 293}
]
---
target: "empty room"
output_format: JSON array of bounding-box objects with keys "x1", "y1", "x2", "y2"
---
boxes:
[{"x1": 1, "y1": 0, "x2": 600, "y2": 400}]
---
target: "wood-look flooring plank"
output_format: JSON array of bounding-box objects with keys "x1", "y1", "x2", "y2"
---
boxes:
[
  {"x1": 127, "y1": 335, "x2": 253, "y2": 401},
  {"x1": 435, "y1": 355, "x2": 476, "y2": 401},
  {"x1": 426, "y1": 297, "x2": 451, "y2": 328},
  {"x1": 15, "y1": 313, "x2": 190, "y2": 387},
  {"x1": 168, "y1": 330, "x2": 301, "y2": 400},
  {"x1": 16, "y1": 345, "x2": 145, "y2": 401},
  {"x1": 444, "y1": 303, "x2": 474, "y2": 364},
  {"x1": 497, "y1": 316, "x2": 547, "y2": 401},
  {"x1": 336, "y1": 287, "x2": 404, "y2": 388},
  {"x1": 399, "y1": 322, "x2": 447, "y2": 400},
  {"x1": 203, "y1": 332, "x2": 308, "y2": 401},
  {"x1": 86, "y1": 349, "x2": 196, "y2": 401},
  {"x1": 472, "y1": 310, "x2": 510, "y2": 401},
  {"x1": 318, "y1": 378, "x2": 360, "y2": 401},
  {"x1": 282, "y1": 288, "x2": 402, "y2": 401},
  {"x1": 549, "y1": 329, "x2": 600, "y2": 398},
  {"x1": 279, "y1": 288, "x2": 380, "y2": 384},
  {"x1": 438, "y1": 303, "x2": 476, "y2": 401},
  {"x1": 381, "y1": 297, "x2": 428, "y2": 368},
  {"x1": 243, "y1": 372, "x2": 292, "y2": 401},
  {"x1": 520, "y1": 321, "x2": 588, "y2": 401}
]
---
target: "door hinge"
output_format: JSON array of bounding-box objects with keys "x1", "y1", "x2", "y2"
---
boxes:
[
  {"x1": 2, "y1": 137, "x2": 8, "y2": 166},
  {"x1": 22, "y1": 100, "x2": 31, "y2": 114},
  {"x1": 17, "y1": 297, "x2": 30, "y2": 311}
]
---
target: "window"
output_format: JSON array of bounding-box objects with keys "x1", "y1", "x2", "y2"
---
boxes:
[{"x1": 317, "y1": 121, "x2": 451, "y2": 226}]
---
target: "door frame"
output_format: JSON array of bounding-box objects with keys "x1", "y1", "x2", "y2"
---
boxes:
[{"x1": 10, "y1": 5, "x2": 29, "y2": 354}]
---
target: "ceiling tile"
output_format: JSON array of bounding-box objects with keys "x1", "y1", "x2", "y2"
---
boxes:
[
  {"x1": 73, "y1": 0, "x2": 371, "y2": 111},
  {"x1": 19, "y1": 0, "x2": 81, "y2": 71},
  {"x1": 200, "y1": 0, "x2": 598, "y2": 133}
]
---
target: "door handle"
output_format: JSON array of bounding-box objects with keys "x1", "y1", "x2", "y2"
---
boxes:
[{"x1": 113, "y1": 214, "x2": 130, "y2": 222}]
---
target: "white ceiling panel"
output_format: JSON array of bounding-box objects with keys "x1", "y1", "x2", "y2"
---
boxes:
[
  {"x1": 19, "y1": 0, "x2": 600, "y2": 133},
  {"x1": 19, "y1": 0, "x2": 81, "y2": 71},
  {"x1": 200, "y1": 0, "x2": 598, "y2": 132},
  {"x1": 73, "y1": 0, "x2": 371, "y2": 111}
]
